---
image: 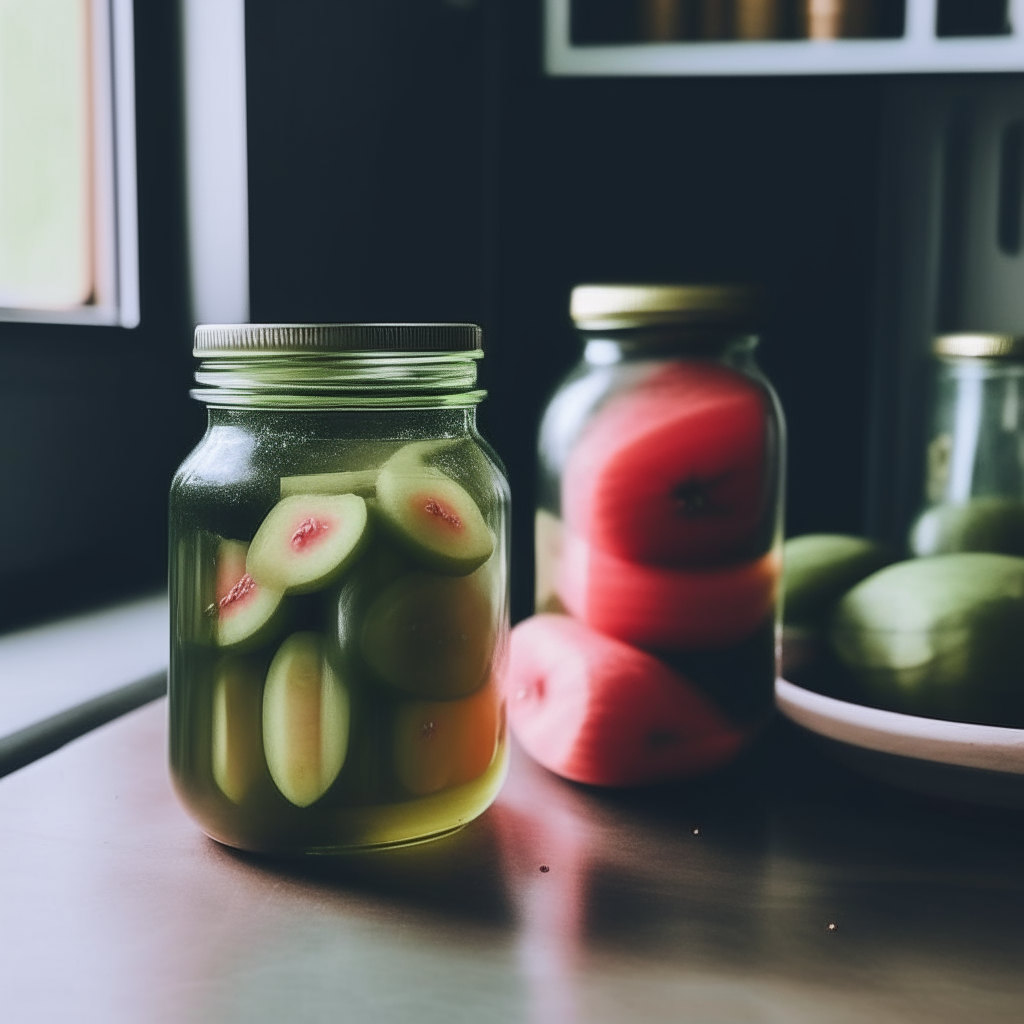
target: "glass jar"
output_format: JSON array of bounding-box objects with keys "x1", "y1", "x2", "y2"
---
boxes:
[
  {"x1": 524, "y1": 285, "x2": 784, "y2": 781},
  {"x1": 169, "y1": 324, "x2": 510, "y2": 854},
  {"x1": 910, "y1": 334, "x2": 1024, "y2": 558}
]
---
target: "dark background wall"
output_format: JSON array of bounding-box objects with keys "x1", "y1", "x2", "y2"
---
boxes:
[
  {"x1": 245, "y1": 0, "x2": 882, "y2": 621},
  {"x1": 0, "y1": 0, "x2": 887, "y2": 629},
  {"x1": 0, "y1": 1, "x2": 194, "y2": 629}
]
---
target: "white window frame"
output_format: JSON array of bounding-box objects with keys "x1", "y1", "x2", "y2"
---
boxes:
[
  {"x1": 546, "y1": 0, "x2": 1024, "y2": 77},
  {"x1": 0, "y1": 0, "x2": 139, "y2": 328},
  {"x1": 181, "y1": 0, "x2": 250, "y2": 326}
]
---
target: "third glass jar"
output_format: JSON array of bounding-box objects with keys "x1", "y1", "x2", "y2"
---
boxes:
[
  {"x1": 535, "y1": 285, "x2": 785, "y2": 754},
  {"x1": 910, "y1": 333, "x2": 1024, "y2": 558}
]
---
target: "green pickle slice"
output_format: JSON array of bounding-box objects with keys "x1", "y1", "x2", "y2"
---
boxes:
[
  {"x1": 361, "y1": 569, "x2": 497, "y2": 699},
  {"x1": 262, "y1": 632, "x2": 350, "y2": 807},
  {"x1": 214, "y1": 539, "x2": 285, "y2": 651},
  {"x1": 212, "y1": 655, "x2": 266, "y2": 804},
  {"x1": 376, "y1": 442, "x2": 493, "y2": 576},
  {"x1": 247, "y1": 493, "x2": 369, "y2": 595},
  {"x1": 280, "y1": 469, "x2": 378, "y2": 498},
  {"x1": 393, "y1": 682, "x2": 502, "y2": 796},
  {"x1": 332, "y1": 538, "x2": 413, "y2": 665}
]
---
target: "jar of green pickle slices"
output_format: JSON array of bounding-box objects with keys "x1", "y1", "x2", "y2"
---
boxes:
[{"x1": 169, "y1": 324, "x2": 510, "y2": 854}]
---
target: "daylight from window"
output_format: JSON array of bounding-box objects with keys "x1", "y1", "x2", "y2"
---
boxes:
[{"x1": 0, "y1": 0, "x2": 92, "y2": 310}]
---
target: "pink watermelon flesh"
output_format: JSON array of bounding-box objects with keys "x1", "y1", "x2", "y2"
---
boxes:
[
  {"x1": 556, "y1": 529, "x2": 779, "y2": 651},
  {"x1": 215, "y1": 539, "x2": 283, "y2": 649},
  {"x1": 562, "y1": 362, "x2": 768, "y2": 568},
  {"x1": 505, "y1": 614, "x2": 745, "y2": 786},
  {"x1": 376, "y1": 467, "x2": 493, "y2": 576},
  {"x1": 246, "y1": 493, "x2": 368, "y2": 594}
]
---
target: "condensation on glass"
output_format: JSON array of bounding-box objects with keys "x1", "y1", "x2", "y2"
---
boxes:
[{"x1": 169, "y1": 324, "x2": 510, "y2": 854}]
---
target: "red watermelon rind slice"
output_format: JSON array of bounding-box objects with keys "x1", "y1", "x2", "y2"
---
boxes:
[
  {"x1": 505, "y1": 614, "x2": 745, "y2": 786},
  {"x1": 556, "y1": 530, "x2": 780, "y2": 651},
  {"x1": 562, "y1": 362, "x2": 770, "y2": 568}
]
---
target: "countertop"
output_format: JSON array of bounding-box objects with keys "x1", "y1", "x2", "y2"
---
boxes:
[{"x1": 2, "y1": 698, "x2": 1023, "y2": 1024}]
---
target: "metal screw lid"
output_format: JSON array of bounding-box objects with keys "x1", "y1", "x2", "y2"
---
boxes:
[
  {"x1": 933, "y1": 333, "x2": 1024, "y2": 359},
  {"x1": 569, "y1": 284, "x2": 764, "y2": 332},
  {"x1": 194, "y1": 322, "x2": 483, "y2": 356}
]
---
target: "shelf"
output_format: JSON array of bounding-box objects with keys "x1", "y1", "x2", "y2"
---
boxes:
[{"x1": 546, "y1": 0, "x2": 1024, "y2": 76}]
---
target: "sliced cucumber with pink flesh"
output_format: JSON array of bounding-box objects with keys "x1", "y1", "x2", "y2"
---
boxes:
[
  {"x1": 393, "y1": 682, "x2": 502, "y2": 796},
  {"x1": 376, "y1": 465, "x2": 493, "y2": 576},
  {"x1": 212, "y1": 655, "x2": 266, "y2": 803},
  {"x1": 262, "y1": 632, "x2": 350, "y2": 807},
  {"x1": 247, "y1": 493, "x2": 369, "y2": 594},
  {"x1": 361, "y1": 570, "x2": 497, "y2": 699},
  {"x1": 215, "y1": 539, "x2": 284, "y2": 649},
  {"x1": 280, "y1": 469, "x2": 378, "y2": 498}
]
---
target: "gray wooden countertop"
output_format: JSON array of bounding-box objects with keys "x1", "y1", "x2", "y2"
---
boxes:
[{"x1": 2, "y1": 699, "x2": 1023, "y2": 1024}]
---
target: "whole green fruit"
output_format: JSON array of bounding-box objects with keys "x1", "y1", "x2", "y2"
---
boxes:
[
  {"x1": 830, "y1": 552, "x2": 1024, "y2": 726},
  {"x1": 783, "y1": 533, "x2": 894, "y2": 627}
]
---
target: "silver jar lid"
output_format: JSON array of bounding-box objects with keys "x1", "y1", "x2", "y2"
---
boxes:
[{"x1": 194, "y1": 323, "x2": 483, "y2": 356}]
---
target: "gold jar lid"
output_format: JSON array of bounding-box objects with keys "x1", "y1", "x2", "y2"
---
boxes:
[
  {"x1": 933, "y1": 333, "x2": 1024, "y2": 359},
  {"x1": 569, "y1": 284, "x2": 763, "y2": 332}
]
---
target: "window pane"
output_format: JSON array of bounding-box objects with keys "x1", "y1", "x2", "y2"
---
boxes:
[{"x1": 0, "y1": 0, "x2": 92, "y2": 309}]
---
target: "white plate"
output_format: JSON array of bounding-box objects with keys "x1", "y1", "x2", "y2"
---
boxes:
[{"x1": 775, "y1": 678, "x2": 1024, "y2": 808}]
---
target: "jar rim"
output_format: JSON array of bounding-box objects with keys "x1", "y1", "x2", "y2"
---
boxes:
[
  {"x1": 933, "y1": 333, "x2": 1024, "y2": 360},
  {"x1": 191, "y1": 349, "x2": 485, "y2": 410}
]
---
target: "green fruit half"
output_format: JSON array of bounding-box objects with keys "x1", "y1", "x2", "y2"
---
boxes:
[
  {"x1": 262, "y1": 632, "x2": 350, "y2": 807},
  {"x1": 910, "y1": 497, "x2": 1024, "y2": 557},
  {"x1": 375, "y1": 442, "x2": 494, "y2": 576},
  {"x1": 783, "y1": 533, "x2": 894, "y2": 627},
  {"x1": 361, "y1": 570, "x2": 496, "y2": 699},
  {"x1": 831, "y1": 552, "x2": 1024, "y2": 725},
  {"x1": 247, "y1": 493, "x2": 369, "y2": 594}
]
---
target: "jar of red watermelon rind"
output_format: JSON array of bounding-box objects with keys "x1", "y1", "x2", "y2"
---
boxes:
[
  {"x1": 509, "y1": 285, "x2": 784, "y2": 787},
  {"x1": 169, "y1": 324, "x2": 510, "y2": 854}
]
